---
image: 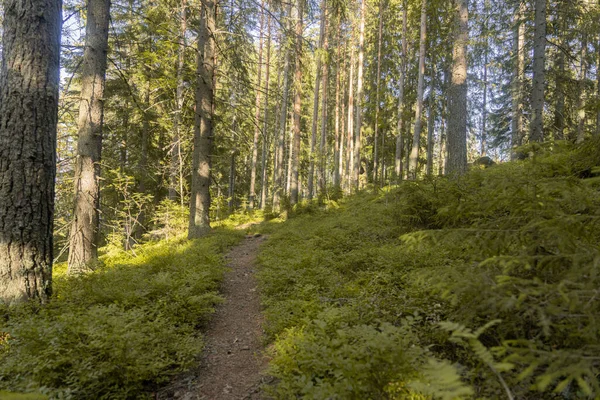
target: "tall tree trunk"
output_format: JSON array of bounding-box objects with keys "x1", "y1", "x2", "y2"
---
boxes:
[
  {"x1": 289, "y1": 0, "x2": 303, "y2": 205},
  {"x1": 68, "y1": 0, "x2": 110, "y2": 274},
  {"x1": 170, "y1": 0, "x2": 187, "y2": 204},
  {"x1": 333, "y1": 27, "x2": 342, "y2": 190},
  {"x1": 408, "y1": 0, "x2": 427, "y2": 180},
  {"x1": 395, "y1": 2, "x2": 407, "y2": 181},
  {"x1": 596, "y1": 38, "x2": 600, "y2": 137},
  {"x1": 318, "y1": 18, "x2": 330, "y2": 195},
  {"x1": 0, "y1": 0, "x2": 61, "y2": 303},
  {"x1": 308, "y1": 0, "x2": 326, "y2": 200},
  {"x1": 249, "y1": 4, "x2": 265, "y2": 209},
  {"x1": 447, "y1": 0, "x2": 468, "y2": 175},
  {"x1": 426, "y1": 63, "x2": 436, "y2": 176},
  {"x1": 576, "y1": 33, "x2": 588, "y2": 143},
  {"x1": 438, "y1": 68, "x2": 449, "y2": 175},
  {"x1": 189, "y1": 0, "x2": 216, "y2": 238},
  {"x1": 481, "y1": 48, "x2": 488, "y2": 157},
  {"x1": 260, "y1": 14, "x2": 272, "y2": 209},
  {"x1": 353, "y1": 0, "x2": 366, "y2": 191},
  {"x1": 345, "y1": 45, "x2": 355, "y2": 194},
  {"x1": 228, "y1": 150, "x2": 237, "y2": 211},
  {"x1": 133, "y1": 84, "x2": 151, "y2": 241},
  {"x1": 553, "y1": 15, "x2": 565, "y2": 141},
  {"x1": 511, "y1": 2, "x2": 525, "y2": 156},
  {"x1": 272, "y1": 5, "x2": 292, "y2": 212},
  {"x1": 373, "y1": 0, "x2": 384, "y2": 184},
  {"x1": 530, "y1": 0, "x2": 546, "y2": 143}
]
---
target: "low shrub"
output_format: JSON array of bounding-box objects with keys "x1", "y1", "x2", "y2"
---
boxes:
[
  {"x1": 257, "y1": 139, "x2": 600, "y2": 399},
  {"x1": 0, "y1": 229, "x2": 243, "y2": 399}
]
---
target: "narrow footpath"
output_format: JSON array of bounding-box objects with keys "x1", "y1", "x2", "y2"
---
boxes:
[{"x1": 159, "y1": 234, "x2": 269, "y2": 400}]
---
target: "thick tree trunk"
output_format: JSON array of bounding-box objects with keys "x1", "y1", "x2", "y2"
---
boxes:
[
  {"x1": 318, "y1": 20, "x2": 330, "y2": 195},
  {"x1": 408, "y1": 0, "x2": 427, "y2": 180},
  {"x1": 345, "y1": 46, "x2": 355, "y2": 194},
  {"x1": 249, "y1": 4, "x2": 265, "y2": 209},
  {"x1": 353, "y1": 0, "x2": 366, "y2": 191},
  {"x1": 272, "y1": 5, "x2": 292, "y2": 212},
  {"x1": 170, "y1": 0, "x2": 187, "y2": 204},
  {"x1": 511, "y1": 3, "x2": 524, "y2": 156},
  {"x1": 481, "y1": 49, "x2": 488, "y2": 157},
  {"x1": 0, "y1": 0, "x2": 61, "y2": 303},
  {"x1": 447, "y1": 0, "x2": 468, "y2": 176},
  {"x1": 373, "y1": 0, "x2": 384, "y2": 184},
  {"x1": 530, "y1": 0, "x2": 546, "y2": 143},
  {"x1": 576, "y1": 33, "x2": 588, "y2": 144},
  {"x1": 68, "y1": 0, "x2": 111, "y2": 274},
  {"x1": 308, "y1": 0, "x2": 326, "y2": 200},
  {"x1": 395, "y1": 3, "x2": 407, "y2": 181},
  {"x1": 426, "y1": 64, "x2": 436, "y2": 176},
  {"x1": 596, "y1": 38, "x2": 600, "y2": 137},
  {"x1": 333, "y1": 28, "x2": 342, "y2": 190},
  {"x1": 260, "y1": 14, "x2": 272, "y2": 209},
  {"x1": 189, "y1": 0, "x2": 216, "y2": 238},
  {"x1": 289, "y1": 0, "x2": 303, "y2": 205}
]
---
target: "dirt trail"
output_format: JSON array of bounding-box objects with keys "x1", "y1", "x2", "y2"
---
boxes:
[{"x1": 159, "y1": 235, "x2": 269, "y2": 400}]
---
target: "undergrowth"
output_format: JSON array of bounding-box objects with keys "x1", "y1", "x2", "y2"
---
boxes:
[
  {"x1": 0, "y1": 229, "x2": 243, "y2": 399},
  {"x1": 257, "y1": 139, "x2": 600, "y2": 399}
]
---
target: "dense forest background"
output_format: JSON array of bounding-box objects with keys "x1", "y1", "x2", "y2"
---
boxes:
[
  {"x1": 48, "y1": 0, "x2": 600, "y2": 264},
  {"x1": 1, "y1": 0, "x2": 600, "y2": 398}
]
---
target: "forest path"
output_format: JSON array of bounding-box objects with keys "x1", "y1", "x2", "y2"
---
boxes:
[{"x1": 159, "y1": 234, "x2": 269, "y2": 400}]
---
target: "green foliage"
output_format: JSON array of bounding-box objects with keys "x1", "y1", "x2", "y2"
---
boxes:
[
  {"x1": 0, "y1": 230, "x2": 243, "y2": 399},
  {"x1": 257, "y1": 140, "x2": 600, "y2": 399}
]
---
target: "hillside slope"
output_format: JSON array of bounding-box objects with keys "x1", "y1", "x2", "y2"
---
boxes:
[{"x1": 257, "y1": 141, "x2": 600, "y2": 399}]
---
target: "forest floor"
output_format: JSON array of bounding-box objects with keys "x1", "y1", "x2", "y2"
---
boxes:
[{"x1": 158, "y1": 234, "x2": 269, "y2": 400}]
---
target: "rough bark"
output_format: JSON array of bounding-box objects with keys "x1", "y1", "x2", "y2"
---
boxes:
[
  {"x1": 345, "y1": 45, "x2": 355, "y2": 194},
  {"x1": 308, "y1": 0, "x2": 326, "y2": 200},
  {"x1": 395, "y1": 3, "x2": 407, "y2": 181},
  {"x1": 170, "y1": 0, "x2": 187, "y2": 204},
  {"x1": 272, "y1": 4, "x2": 292, "y2": 212},
  {"x1": 481, "y1": 48, "x2": 488, "y2": 157},
  {"x1": 511, "y1": 3, "x2": 525, "y2": 156},
  {"x1": 446, "y1": 0, "x2": 468, "y2": 176},
  {"x1": 289, "y1": 0, "x2": 303, "y2": 205},
  {"x1": 189, "y1": 0, "x2": 216, "y2": 238},
  {"x1": 576, "y1": 33, "x2": 588, "y2": 144},
  {"x1": 372, "y1": 0, "x2": 384, "y2": 184},
  {"x1": 318, "y1": 19, "x2": 329, "y2": 195},
  {"x1": 408, "y1": 0, "x2": 427, "y2": 180},
  {"x1": 249, "y1": 4, "x2": 264, "y2": 209},
  {"x1": 426, "y1": 65, "x2": 436, "y2": 176},
  {"x1": 0, "y1": 0, "x2": 61, "y2": 303},
  {"x1": 259, "y1": 14, "x2": 272, "y2": 209},
  {"x1": 530, "y1": 0, "x2": 546, "y2": 143},
  {"x1": 68, "y1": 0, "x2": 111, "y2": 274},
  {"x1": 333, "y1": 27, "x2": 342, "y2": 190},
  {"x1": 353, "y1": 0, "x2": 366, "y2": 191}
]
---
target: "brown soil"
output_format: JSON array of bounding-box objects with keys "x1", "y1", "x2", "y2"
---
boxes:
[{"x1": 158, "y1": 234, "x2": 269, "y2": 400}]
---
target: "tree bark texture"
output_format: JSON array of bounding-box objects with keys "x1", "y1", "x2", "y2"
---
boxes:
[
  {"x1": 272, "y1": 4, "x2": 292, "y2": 212},
  {"x1": 68, "y1": 0, "x2": 111, "y2": 274},
  {"x1": 290, "y1": 0, "x2": 303, "y2": 205},
  {"x1": 249, "y1": 4, "x2": 264, "y2": 209},
  {"x1": 408, "y1": 0, "x2": 427, "y2": 180},
  {"x1": 353, "y1": 0, "x2": 366, "y2": 191},
  {"x1": 446, "y1": 0, "x2": 468, "y2": 176},
  {"x1": 395, "y1": 3, "x2": 407, "y2": 181},
  {"x1": 530, "y1": 0, "x2": 546, "y2": 143},
  {"x1": 308, "y1": 0, "x2": 326, "y2": 200},
  {"x1": 189, "y1": 0, "x2": 216, "y2": 238},
  {"x1": 0, "y1": 0, "x2": 62, "y2": 303}
]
